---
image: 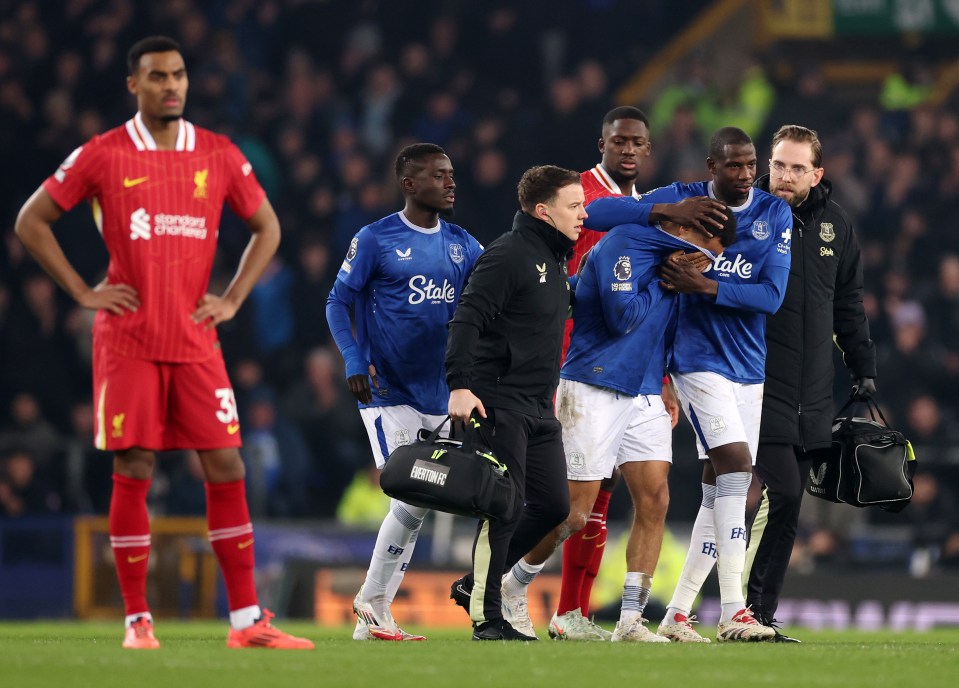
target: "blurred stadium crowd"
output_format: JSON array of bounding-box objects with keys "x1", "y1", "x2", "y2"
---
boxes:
[{"x1": 0, "y1": 1, "x2": 957, "y2": 573}]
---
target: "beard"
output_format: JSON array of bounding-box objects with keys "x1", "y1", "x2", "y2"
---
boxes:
[
  {"x1": 773, "y1": 185, "x2": 809, "y2": 208},
  {"x1": 437, "y1": 205, "x2": 455, "y2": 219},
  {"x1": 786, "y1": 191, "x2": 810, "y2": 208}
]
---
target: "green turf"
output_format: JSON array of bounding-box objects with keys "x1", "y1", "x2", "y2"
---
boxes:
[{"x1": 0, "y1": 622, "x2": 956, "y2": 688}]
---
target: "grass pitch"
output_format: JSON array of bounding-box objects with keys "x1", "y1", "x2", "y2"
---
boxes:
[{"x1": 1, "y1": 622, "x2": 956, "y2": 688}]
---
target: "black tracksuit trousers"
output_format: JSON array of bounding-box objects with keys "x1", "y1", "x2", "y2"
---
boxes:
[
  {"x1": 469, "y1": 407, "x2": 569, "y2": 623},
  {"x1": 745, "y1": 442, "x2": 829, "y2": 620}
]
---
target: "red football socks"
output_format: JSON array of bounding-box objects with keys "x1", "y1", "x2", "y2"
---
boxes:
[
  {"x1": 580, "y1": 489, "x2": 611, "y2": 615},
  {"x1": 109, "y1": 473, "x2": 152, "y2": 617},
  {"x1": 206, "y1": 480, "x2": 258, "y2": 612},
  {"x1": 557, "y1": 489, "x2": 612, "y2": 616}
]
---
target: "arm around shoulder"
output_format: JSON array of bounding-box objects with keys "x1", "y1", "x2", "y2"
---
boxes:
[{"x1": 585, "y1": 196, "x2": 652, "y2": 231}]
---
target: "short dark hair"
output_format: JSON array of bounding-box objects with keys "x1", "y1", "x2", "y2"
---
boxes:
[
  {"x1": 708, "y1": 126, "x2": 753, "y2": 160},
  {"x1": 395, "y1": 143, "x2": 447, "y2": 178},
  {"x1": 771, "y1": 124, "x2": 823, "y2": 168},
  {"x1": 602, "y1": 106, "x2": 649, "y2": 130},
  {"x1": 127, "y1": 36, "x2": 182, "y2": 75},
  {"x1": 682, "y1": 205, "x2": 738, "y2": 247},
  {"x1": 715, "y1": 205, "x2": 738, "y2": 247},
  {"x1": 517, "y1": 165, "x2": 581, "y2": 214}
]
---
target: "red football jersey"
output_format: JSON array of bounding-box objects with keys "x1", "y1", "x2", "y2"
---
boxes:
[
  {"x1": 43, "y1": 113, "x2": 266, "y2": 362},
  {"x1": 571, "y1": 164, "x2": 644, "y2": 276},
  {"x1": 562, "y1": 164, "x2": 644, "y2": 359}
]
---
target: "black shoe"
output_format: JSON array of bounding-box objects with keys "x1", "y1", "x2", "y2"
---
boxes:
[
  {"x1": 758, "y1": 614, "x2": 802, "y2": 644},
  {"x1": 772, "y1": 628, "x2": 802, "y2": 643},
  {"x1": 472, "y1": 618, "x2": 538, "y2": 641},
  {"x1": 450, "y1": 573, "x2": 473, "y2": 611}
]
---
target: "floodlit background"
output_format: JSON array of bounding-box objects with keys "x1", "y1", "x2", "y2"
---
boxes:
[{"x1": 0, "y1": 0, "x2": 958, "y2": 629}]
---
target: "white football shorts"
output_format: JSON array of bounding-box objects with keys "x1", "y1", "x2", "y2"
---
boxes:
[
  {"x1": 671, "y1": 371, "x2": 763, "y2": 462},
  {"x1": 359, "y1": 405, "x2": 447, "y2": 469},
  {"x1": 557, "y1": 378, "x2": 672, "y2": 482}
]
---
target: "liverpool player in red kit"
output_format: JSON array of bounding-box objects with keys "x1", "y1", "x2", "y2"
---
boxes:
[{"x1": 15, "y1": 36, "x2": 313, "y2": 650}]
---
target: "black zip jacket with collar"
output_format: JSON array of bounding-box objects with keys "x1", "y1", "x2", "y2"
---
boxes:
[
  {"x1": 446, "y1": 211, "x2": 575, "y2": 417},
  {"x1": 756, "y1": 175, "x2": 876, "y2": 450}
]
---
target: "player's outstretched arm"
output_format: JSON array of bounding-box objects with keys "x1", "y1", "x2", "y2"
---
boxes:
[
  {"x1": 193, "y1": 198, "x2": 281, "y2": 329},
  {"x1": 15, "y1": 188, "x2": 140, "y2": 315},
  {"x1": 584, "y1": 196, "x2": 652, "y2": 231},
  {"x1": 586, "y1": 195, "x2": 726, "y2": 234}
]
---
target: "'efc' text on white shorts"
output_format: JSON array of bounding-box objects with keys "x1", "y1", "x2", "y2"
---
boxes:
[
  {"x1": 557, "y1": 378, "x2": 672, "y2": 481},
  {"x1": 359, "y1": 406, "x2": 447, "y2": 469},
  {"x1": 671, "y1": 371, "x2": 763, "y2": 462}
]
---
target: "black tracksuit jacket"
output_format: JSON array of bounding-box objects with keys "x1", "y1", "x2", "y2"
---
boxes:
[
  {"x1": 756, "y1": 175, "x2": 876, "y2": 450},
  {"x1": 445, "y1": 211, "x2": 574, "y2": 417}
]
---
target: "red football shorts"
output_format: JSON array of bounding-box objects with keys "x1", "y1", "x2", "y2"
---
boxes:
[{"x1": 92, "y1": 347, "x2": 242, "y2": 451}]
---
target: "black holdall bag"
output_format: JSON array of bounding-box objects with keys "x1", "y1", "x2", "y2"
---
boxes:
[
  {"x1": 806, "y1": 394, "x2": 917, "y2": 513},
  {"x1": 379, "y1": 416, "x2": 518, "y2": 521}
]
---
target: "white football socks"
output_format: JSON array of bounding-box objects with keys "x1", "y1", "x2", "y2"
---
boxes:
[
  {"x1": 229, "y1": 605, "x2": 262, "y2": 631},
  {"x1": 385, "y1": 526, "x2": 418, "y2": 604},
  {"x1": 360, "y1": 499, "x2": 427, "y2": 602},
  {"x1": 714, "y1": 472, "x2": 751, "y2": 622},
  {"x1": 501, "y1": 558, "x2": 544, "y2": 598},
  {"x1": 125, "y1": 612, "x2": 154, "y2": 629},
  {"x1": 665, "y1": 483, "x2": 717, "y2": 621},
  {"x1": 620, "y1": 571, "x2": 653, "y2": 623}
]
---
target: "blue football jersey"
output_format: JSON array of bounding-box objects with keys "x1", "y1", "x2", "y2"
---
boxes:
[
  {"x1": 585, "y1": 182, "x2": 792, "y2": 383},
  {"x1": 651, "y1": 182, "x2": 791, "y2": 382},
  {"x1": 563, "y1": 223, "x2": 713, "y2": 396},
  {"x1": 329, "y1": 212, "x2": 483, "y2": 413}
]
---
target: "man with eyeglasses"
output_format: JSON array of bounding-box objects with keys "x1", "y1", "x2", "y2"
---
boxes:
[{"x1": 745, "y1": 124, "x2": 876, "y2": 642}]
